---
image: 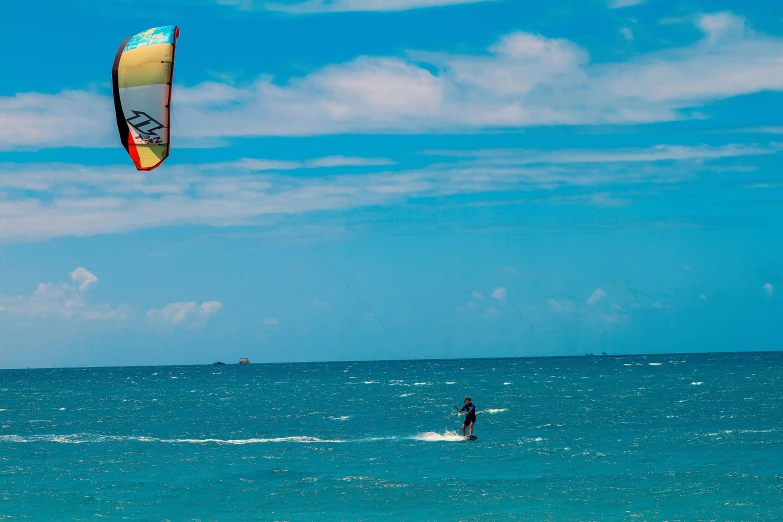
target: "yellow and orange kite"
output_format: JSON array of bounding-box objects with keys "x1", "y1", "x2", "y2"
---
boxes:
[{"x1": 112, "y1": 26, "x2": 179, "y2": 171}]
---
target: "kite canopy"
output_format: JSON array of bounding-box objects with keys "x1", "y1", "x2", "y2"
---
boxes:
[{"x1": 112, "y1": 25, "x2": 179, "y2": 171}]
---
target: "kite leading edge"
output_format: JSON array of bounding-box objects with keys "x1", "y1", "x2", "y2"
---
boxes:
[{"x1": 112, "y1": 25, "x2": 179, "y2": 171}]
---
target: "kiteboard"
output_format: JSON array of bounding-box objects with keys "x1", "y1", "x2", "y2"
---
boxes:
[{"x1": 466, "y1": 435, "x2": 477, "y2": 440}]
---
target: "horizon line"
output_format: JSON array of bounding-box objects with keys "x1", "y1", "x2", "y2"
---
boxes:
[{"x1": 3, "y1": 348, "x2": 781, "y2": 372}]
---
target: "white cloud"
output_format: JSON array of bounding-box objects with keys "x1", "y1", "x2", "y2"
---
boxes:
[
  {"x1": 491, "y1": 287, "x2": 506, "y2": 301},
  {"x1": 697, "y1": 12, "x2": 747, "y2": 44},
  {"x1": 204, "y1": 155, "x2": 395, "y2": 171},
  {"x1": 609, "y1": 0, "x2": 644, "y2": 7},
  {"x1": 6, "y1": 15, "x2": 783, "y2": 148},
  {"x1": 263, "y1": 317, "x2": 280, "y2": 325},
  {"x1": 620, "y1": 27, "x2": 634, "y2": 42},
  {"x1": 586, "y1": 288, "x2": 607, "y2": 305},
  {"x1": 0, "y1": 139, "x2": 777, "y2": 241},
  {"x1": 471, "y1": 290, "x2": 485, "y2": 300},
  {"x1": 146, "y1": 301, "x2": 223, "y2": 328},
  {"x1": 699, "y1": 293, "x2": 708, "y2": 300},
  {"x1": 175, "y1": 16, "x2": 783, "y2": 135},
  {"x1": 602, "y1": 14, "x2": 782, "y2": 105},
  {"x1": 69, "y1": 267, "x2": 98, "y2": 291},
  {"x1": 764, "y1": 283, "x2": 774, "y2": 296},
  {"x1": 548, "y1": 298, "x2": 575, "y2": 313},
  {"x1": 431, "y1": 143, "x2": 781, "y2": 165},
  {"x1": 0, "y1": 268, "x2": 126, "y2": 321},
  {"x1": 0, "y1": 91, "x2": 113, "y2": 151},
  {"x1": 745, "y1": 126, "x2": 783, "y2": 134}
]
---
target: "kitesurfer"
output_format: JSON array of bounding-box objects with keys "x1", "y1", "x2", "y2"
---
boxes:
[{"x1": 458, "y1": 396, "x2": 476, "y2": 437}]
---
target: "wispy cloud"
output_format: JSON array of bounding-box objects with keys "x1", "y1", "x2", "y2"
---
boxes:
[
  {"x1": 173, "y1": 14, "x2": 783, "y2": 136},
  {"x1": 203, "y1": 155, "x2": 395, "y2": 171},
  {"x1": 586, "y1": 288, "x2": 607, "y2": 305},
  {"x1": 0, "y1": 91, "x2": 113, "y2": 151},
  {"x1": 0, "y1": 267, "x2": 128, "y2": 321},
  {"x1": 764, "y1": 282, "x2": 774, "y2": 296},
  {"x1": 428, "y1": 143, "x2": 782, "y2": 164},
  {"x1": 697, "y1": 12, "x2": 747, "y2": 44},
  {"x1": 70, "y1": 267, "x2": 98, "y2": 291},
  {"x1": 609, "y1": 0, "x2": 645, "y2": 8},
  {"x1": 146, "y1": 301, "x2": 223, "y2": 328},
  {"x1": 262, "y1": 0, "x2": 498, "y2": 13},
  {"x1": 0, "y1": 139, "x2": 776, "y2": 241},
  {"x1": 491, "y1": 287, "x2": 506, "y2": 301},
  {"x1": 5, "y1": 14, "x2": 783, "y2": 148},
  {"x1": 263, "y1": 317, "x2": 280, "y2": 325},
  {"x1": 548, "y1": 298, "x2": 575, "y2": 313}
]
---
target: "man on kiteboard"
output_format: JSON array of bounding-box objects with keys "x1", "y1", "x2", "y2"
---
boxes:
[{"x1": 458, "y1": 396, "x2": 476, "y2": 437}]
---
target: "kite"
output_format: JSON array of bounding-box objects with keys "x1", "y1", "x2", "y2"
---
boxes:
[{"x1": 112, "y1": 25, "x2": 179, "y2": 171}]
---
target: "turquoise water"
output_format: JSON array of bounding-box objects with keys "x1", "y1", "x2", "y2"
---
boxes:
[{"x1": 1, "y1": 352, "x2": 782, "y2": 520}]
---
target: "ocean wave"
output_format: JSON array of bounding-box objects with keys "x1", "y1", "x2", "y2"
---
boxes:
[
  {"x1": 691, "y1": 381, "x2": 704, "y2": 385},
  {"x1": 0, "y1": 434, "x2": 346, "y2": 445},
  {"x1": 481, "y1": 408, "x2": 507, "y2": 414},
  {"x1": 412, "y1": 431, "x2": 466, "y2": 442},
  {"x1": 329, "y1": 416, "x2": 351, "y2": 421},
  {"x1": 648, "y1": 362, "x2": 663, "y2": 366},
  {"x1": 336, "y1": 475, "x2": 375, "y2": 482}
]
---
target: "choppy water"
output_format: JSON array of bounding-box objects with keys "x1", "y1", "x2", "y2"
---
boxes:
[{"x1": 1, "y1": 352, "x2": 782, "y2": 520}]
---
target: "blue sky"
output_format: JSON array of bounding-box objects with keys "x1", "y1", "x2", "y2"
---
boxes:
[{"x1": 0, "y1": 0, "x2": 781, "y2": 368}]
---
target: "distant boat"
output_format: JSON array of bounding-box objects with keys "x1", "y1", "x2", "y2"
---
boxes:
[
  {"x1": 213, "y1": 361, "x2": 225, "y2": 365},
  {"x1": 239, "y1": 358, "x2": 250, "y2": 365}
]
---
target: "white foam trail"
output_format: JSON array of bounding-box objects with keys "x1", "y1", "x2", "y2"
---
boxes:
[
  {"x1": 0, "y1": 434, "x2": 346, "y2": 445},
  {"x1": 481, "y1": 408, "x2": 507, "y2": 414},
  {"x1": 412, "y1": 431, "x2": 466, "y2": 442},
  {"x1": 648, "y1": 362, "x2": 663, "y2": 366},
  {"x1": 691, "y1": 381, "x2": 704, "y2": 385},
  {"x1": 399, "y1": 393, "x2": 414, "y2": 397},
  {"x1": 158, "y1": 436, "x2": 346, "y2": 445},
  {"x1": 329, "y1": 416, "x2": 351, "y2": 421},
  {"x1": 503, "y1": 382, "x2": 512, "y2": 385},
  {"x1": 445, "y1": 382, "x2": 456, "y2": 385}
]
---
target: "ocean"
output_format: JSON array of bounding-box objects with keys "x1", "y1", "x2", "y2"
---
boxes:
[{"x1": 1, "y1": 352, "x2": 781, "y2": 520}]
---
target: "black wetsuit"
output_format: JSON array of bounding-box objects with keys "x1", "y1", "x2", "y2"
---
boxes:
[{"x1": 460, "y1": 402, "x2": 476, "y2": 426}]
